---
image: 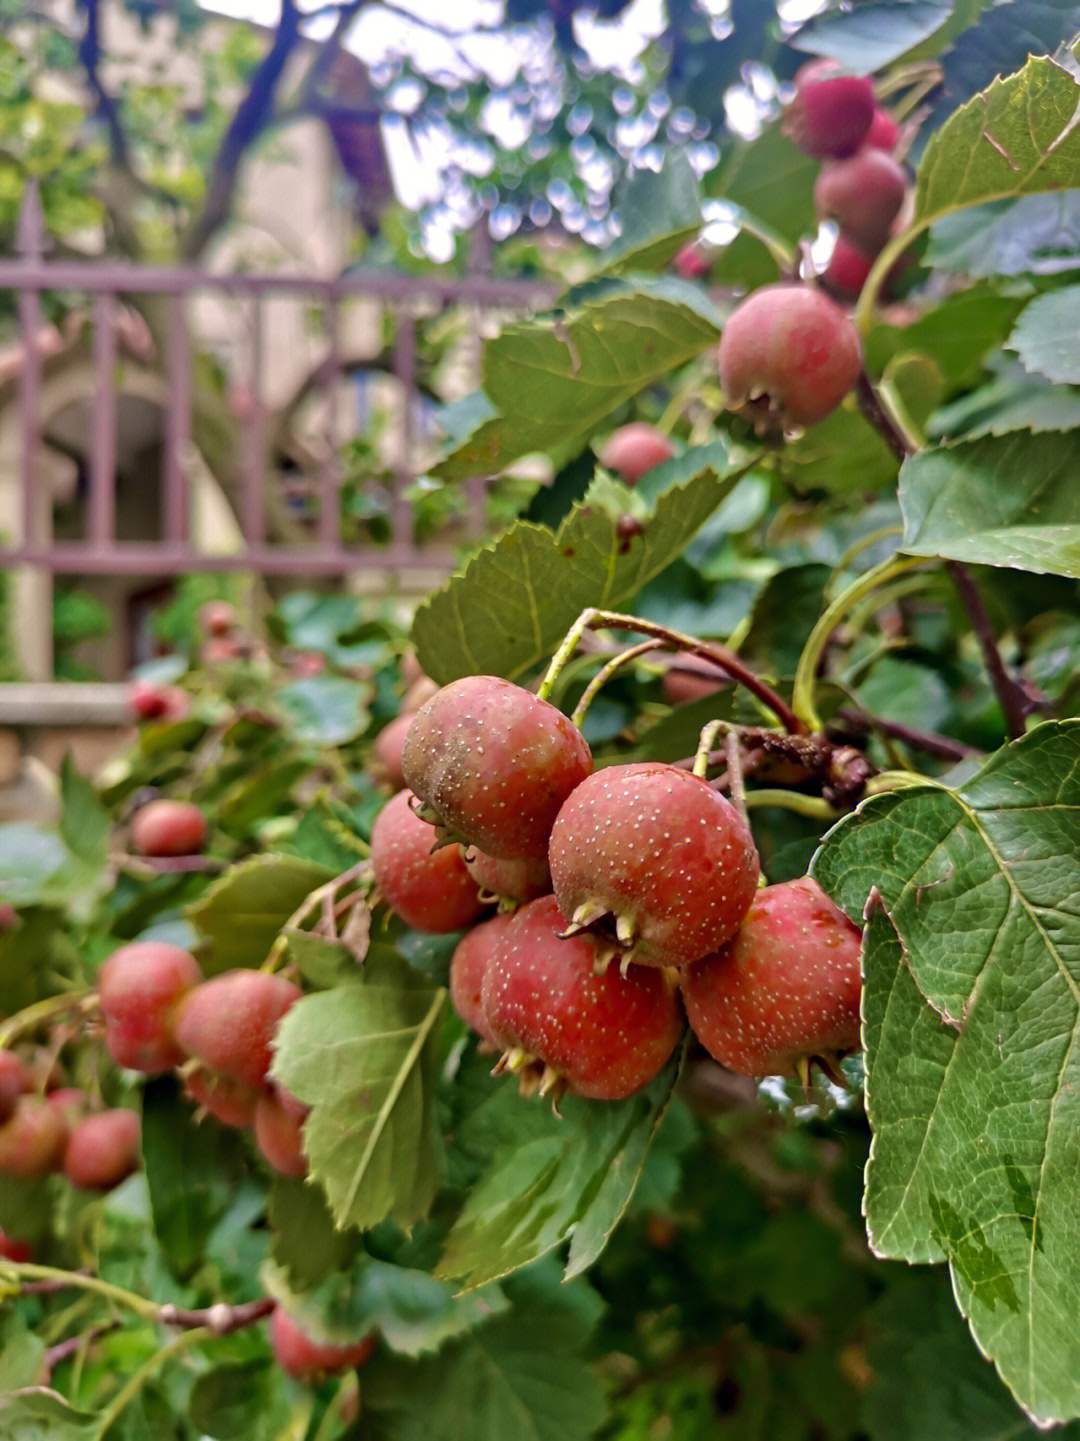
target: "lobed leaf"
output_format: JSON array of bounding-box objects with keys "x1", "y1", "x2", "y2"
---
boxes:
[
  {"x1": 187, "y1": 855, "x2": 333, "y2": 976},
  {"x1": 813, "y1": 722, "x2": 1080, "y2": 1425}
]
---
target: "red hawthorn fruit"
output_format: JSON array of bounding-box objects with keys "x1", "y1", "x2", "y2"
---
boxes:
[
  {"x1": 821, "y1": 232, "x2": 875, "y2": 302},
  {"x1": 254, "y1": 1085, "x2": 309, "y2": 1178},
  {"x1": 482, "y1": 895, "x2": 684, "y2": 1102},
  {"x1": 372, "y1": 712, "x2": 414, "y2": 791},
  {"x1": 681, "y1": 876, "x2": 863, "y2": 1077},
  {"x1": 783, "y1": 59, "x2": 875, "y2": 159},
  {"x1": 672, "y1": 240, "x2": 710, "y2": 279},
  {"x1": 549, "y1": 762, "x2": 760, "y2": 969},
  {"x1": 0, "y1": 1229, "x2": 33, "y2": 1262},
  {"x1": 371, "y1": 790, "x2": 486, "y2": 933},
  {"x1": 866, "y1": 106, "x2": 901, "y2": 152},
  {"x1": 48, "y1": 1088, "x2": 90, "y2": 1126},
  {"x1": 63, "y1": 1108, "x2": 141, "y2": 1191},
  {"x1": 0, "y1": 1097, "x2": 68, "y2": 1177},
  {"x1": 599, "y1": 422, "x2": 675, "y2": 485},
  {"x1": 97, "y1": 940, "x2": 204, "y2": 1073},
  {"x1": 463, "y1": 849, "x2": 552, "y2": 909},
  {"x1": 174, "y1": 970, "x2": 302, "y2": 1091},
  {"x1": 660, "y1": 656, "x2": 727, "y2": 707},
  {"x1": 185, "y1": 1068, "x2": 261, "y2": 1128},
  {"x1": 718, "y1": 283, "x2": 863, "y2": 435},
  {"x1": 198, "y1": 600, "x2": 237, "y2": 637},
  {"x1": 0, "y1": 1051, "x2": 27, "y2": 1125},
  {"x1": 814, "y1": 147, "x2": 908, "y2": 254},
  {"x1": 289, "y1": 650, "x2": 327, "y2": 679},
  {"x1": 269, "y1": 1307, "x2": 377, "y2": 1384},
  {"x1": 128, "y1": 679, "x2": 190, "y2": 723},
  {"x1": 402, "y1": 675, "x2": 593, "y2": 859},
  {"x1": 130, "y1": 799, "x2": 208, "y2": 858},
  {"x1": 402, "y1": 675, "x2": 439, "y2": 714},
  {"x1": 0, "y1": 905, "x2": 15, "y2": 930},
  {"x1": 449, "y1": 912, "x2": 516, "y2": 1045}
]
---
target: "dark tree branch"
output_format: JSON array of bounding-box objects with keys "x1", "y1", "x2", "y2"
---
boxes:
[
  {"x1": 946, "y1": 561, "x2": 1034, "y2": 741},
  {"x1": 834, "y1": 707, "x2": 981, "y2": 762},
  {"x1": 180, "y1": 0, "x2": 305, "y2": 261},
  {"x1": 854, "y1": 371, "x2": 911, "y2": 462},
  {"x1": 78, "y1": 0, "x2": 131, "y2": 171}
]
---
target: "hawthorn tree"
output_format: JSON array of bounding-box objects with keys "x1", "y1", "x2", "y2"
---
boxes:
[{"x1": 4, "y1": 3, "x2": 1080, "y2": 1440}]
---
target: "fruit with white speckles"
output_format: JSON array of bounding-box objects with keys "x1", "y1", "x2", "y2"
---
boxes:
[
  {"x1": 481, "y1": 894, "x2": 684, "y2": 1102},
  {"x1": 401, "y1": 675, "x2": 593, "y2": 859},
  {"x1": 449, "y1": 911, "x2": 515, "y2": 1046},
  {"x1": 718, "y1": 283, "x2": 863, "y2": 436},
  {"x1": 463, "y1": 848, "x2": 552, "y2": 910},
  {"x1": 549, "y1": 763, "x2": 760, "y2": 969},
  {"x1": 370, "y1": 789, "x2": 486, "y2": 933},
  {"x1": 681, "y1": 876, "x2": 862, "y2": 1077}
]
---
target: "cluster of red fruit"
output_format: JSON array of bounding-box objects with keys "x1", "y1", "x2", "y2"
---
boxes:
[
  {"x1": 784, "y1": 58, "x2": 910, "y2": 302},
  {"x1": 0, "y1": 1048, "x2": 140, "y2": 1192},
  {"x1": 370, "y1": 674, "x2": 863, "y2": 1105},
  {"x1": 96, "y1": 941, "x2": 309, "y2": 1176}
]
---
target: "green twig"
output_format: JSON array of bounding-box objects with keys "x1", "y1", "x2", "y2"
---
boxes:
[
  {"x1": 571, "y1": 640, "x2": 666, "y2": 728},
  {"x1": 93, "y1": 1327, "x2": 212, "y2": 1439},
  {"x1": 0, "y1": 991, "x2": 96, "y2": 1051}
]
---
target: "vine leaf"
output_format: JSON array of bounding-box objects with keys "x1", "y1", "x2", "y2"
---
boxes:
[{"x1": 812, "y1": 721, "x2": 1080, "y2": 1426}]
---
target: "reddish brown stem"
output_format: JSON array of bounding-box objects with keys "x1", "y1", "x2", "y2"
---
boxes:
[{"x1": 946, "y1": 561, "x2": 1033, "y2": 741}]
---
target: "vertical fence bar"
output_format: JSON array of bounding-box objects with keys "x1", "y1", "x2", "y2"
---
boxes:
[
  {"x1": 391, "y1": 309, "x2": 416, "y2": 560},
  {"x1": 162, "y1": 292, "x2": 191, "y2": 543},
  {"x1": 240, "y1": 295, "x2": 265, "y2": 545},
  {"x1": 15, "y1": 187, "x2": 45, "y2": 550},
  {"x1": 319, "y1": 291, "x2": 342, "y2": 549},
  {"x1": 89, "y1": 290, "x2": 118, "y2": 547}
]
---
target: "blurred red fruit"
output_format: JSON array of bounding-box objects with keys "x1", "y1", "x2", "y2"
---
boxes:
[
  {"x1": 130, "y1": 800, "x2": 208, "y2": 858},
  {"x1": 783, "y1": 59, "x2": 875, "y2": 159},
  {"x1": 599, "y1": 423, "x2": 675, "y2": 485},
  {"x1": 269, "y1": 1308, "x2": 377, "y2": 1383},
  {"x1": 63, "y1": 1108, "x2": 141, "y2": 1190},
  {"x1": 174, "y1": 970, "x2": 302, "y2": 1091},
  {"x1": 98, "y1": 940, "x2": 203, "y2": 1073}
]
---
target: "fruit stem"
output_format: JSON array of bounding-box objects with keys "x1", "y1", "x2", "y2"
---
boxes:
[
  {"x1": 693, "y1": 719, "x2": 728, "y2": 779},
  {"x1": 541, "y1": 608, "x2": 806, "y2": 734},
  {"x1": 853, "y1": 220, "x2": 931, "y2": 338},
  {"x1": 742, "y1": 790, "x2": 845, "y2": 821},
  {"x1": 862, "y1": 770, "x2": 929, "y2": 795},
  {"x1": 724, "y1": 730, "x2": 750, "y2": 827},
  {"x1": 0, "y1": 990, "x2": 96, "y2": 1051},
  {"x1": 791, "y1": 555, "x2": 930, "y2": 733},
  {"x1": 3, "y1": 1262, "x2": 162, "y2": 1323},
  {"x1": 946, "y1": 560, "x2": 1036, "y2": 740},
  {"x1": 853, "y1": 373, "x2": 914, "y2": 461},
  {"x1": 834, "y1": 525, "x2": 903, "y2": 576},
  {"x1": 571, "y1": 639, "x2": 666, "y2": 728}
]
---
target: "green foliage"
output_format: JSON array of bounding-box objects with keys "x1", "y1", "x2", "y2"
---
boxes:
[{"x1": 8, "y1": 9, "x2": 1080, "y2": 1441}]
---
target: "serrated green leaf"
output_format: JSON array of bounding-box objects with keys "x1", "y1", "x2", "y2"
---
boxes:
[
  {"x1": 741, "y1": 564, "x2": 832, "y2": 678},
  {"x1": 777, "y1": 404, "x2": 899, "y2": 497},
  {"x1": 359, "y1": 1308, "x2": 608, "y2": 1441},
  {"x1": 270, "y1": 956, "x2": 445, "y2": 1233},
  {"x1": 437, "y1": 1046, "x2": 683, "y2": 1291},
  {"x1": 812, "y1": 721, "x2": 1080, "y2": 1425},
  {"x1": 864, "y1": 284, "x2": 1028, "y2": 391},
  {"x1": 0, "y1": 824, "x2": 102, "y2": 910},
  {"x1": 263, "y1": 1248, "x2": 507, "y2": 1357},
  {"x1": 275, "y1": 675, "x2": 372, "y2": 746},
  {"x1": 58, "y1": 755, "x2": 108, "y2": 869},
  {"x1": 793, "y1": 1, "x2": 961, "y2": 72},
  {"x1": 432, "y1": 276, "x2": 723, "y2": 482},
  {"x1": 927, "y1": 192, "x2": 1080, "y2": 278},
  {"x1": 914, "y1": 55, "x2": 1080, "y2": 228},
  {"x1": 187, "y1": 855, "x2": 333, "y2": 975},
  {"x1": 0, "y1": 1312, "x2": 45, "y2": 1394},
  {"x1": 0, "y1": 1391, "x2": 98, "y2": 1440},
  {"x1": 267, "y1": 1175, "x2": 360, "y2": 1292},
  {"x1": 863, "y1": 1269, "x2": 1080, "y2": 1441},
  {"x1": 188, "y1": 1362, "x2": 285, "y2": 1441},
  {"x1": 930, "y1": 360, "x2": 1080, "y2": 441},
  {"x1": 413, "y1": 451, "x2": 757, "y2": 684},
  {"x1": 142, "y1": 1077, "x2": 248, "y2": 1277},
  {"x1": 600, "y1": 151, "x2": 702, "y2": 275},
  {"x1": 899, "y1": 430, "x2": 1080, "y2": 576},
  {"x1": 710, "y1": 124, "x2": 818, "y2": 250},
  {"x1": 1009, "y1": 284, "x2": 1080, "y2": 385}
]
